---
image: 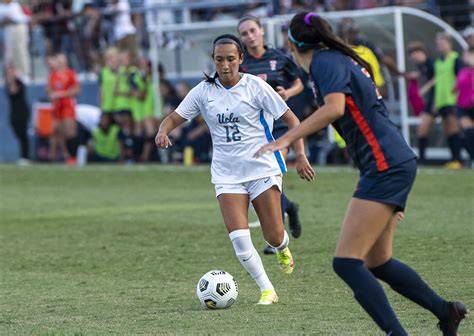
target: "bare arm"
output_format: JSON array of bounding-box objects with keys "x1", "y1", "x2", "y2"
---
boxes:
[
  {"x1": 155, "y1": 111, "x2": 187, "y2": 148},
  {"x1": 276, "y1": 78, "x2": 304, "y2": 101},
  {"x1": 280, "y1": 109, "x2": 315, "y2": 181},
  {"x1": 52, "y1": 83, "x2": 81, "y2": 99},
  {"x1": 256, "y1": 93, "x2": 345, "y2": 156}
]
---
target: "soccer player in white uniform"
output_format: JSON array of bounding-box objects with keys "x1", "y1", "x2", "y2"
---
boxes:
[{"x1": 156, "y1": 34, "x2": 314, "y2": 305}]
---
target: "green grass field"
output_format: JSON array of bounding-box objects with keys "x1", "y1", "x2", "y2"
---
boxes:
[{"x1": 1, "y1": 164, "x2": 473, "y2": 335}]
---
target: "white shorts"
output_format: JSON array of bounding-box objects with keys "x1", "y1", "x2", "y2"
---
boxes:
[{"x1": 214, "y1": 175, "x2": 283, "y2": 202}]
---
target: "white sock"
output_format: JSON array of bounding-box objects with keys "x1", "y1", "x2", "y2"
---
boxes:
[
  {"x1": 229, "y1": 229, "x2": 274, "y2": 292},
  {"x1": 267, "y1": 230, "x2": 289, "y2": 252}
]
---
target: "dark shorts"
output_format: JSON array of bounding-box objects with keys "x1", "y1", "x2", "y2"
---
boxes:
[
  {"x1": 436, "y1": 106, "x2": 457, "y2": 118},
  {"x1": 353, "y1": 158, "x2": 417, "y2": 212},
  {"x1": 457, "y1": 107, "x2": 474, "y2": 119}
]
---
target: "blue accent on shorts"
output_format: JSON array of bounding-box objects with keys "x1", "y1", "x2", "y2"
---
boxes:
[
  {"x1": 259, "y1": 111, "x2": 287, "y2": 174},
  {"x1": 353, "y1": 158, "x2": 417, "y2": 212}
]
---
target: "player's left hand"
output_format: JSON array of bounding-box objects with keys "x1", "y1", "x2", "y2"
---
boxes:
[
  {"x1": 254, "y1": 138, "x2": 290, "y2": 158},
  {"x1": 295, "y1": 154, "x2": 315, "y2": 181},
  {"x1": 276, "y1": 86, "x2": 289, "y2": 101}
]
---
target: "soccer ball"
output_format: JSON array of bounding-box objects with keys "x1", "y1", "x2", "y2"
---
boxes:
[{"x1": 196, "y1": 270, "x2": 238, "y2": 309}]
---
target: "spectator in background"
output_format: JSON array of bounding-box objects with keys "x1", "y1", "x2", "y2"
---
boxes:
[
  {"x1": 105, "y1": 0, "x2": 138, "y2": 65},
  {"x1": 338, "y1": 18, "x2": 402, "y2": 87},
  {"x1": 454, "y1": 47, "x2": 474, "y2": 167},
  {"x1": 433, "y1": 32, "x2": 464, "y2": 168},
  {"x1": 462, "y1": 26, "x2": 474, "y2": 48},
  {"x1": 0, "y1": 0, "x2": 31, "y2": 80},
  {"x1": 136, "y1": 57, "x2": 157, "y2": 162},
  {"x1": 5, "y1": 62, "x2": 30, "y2": 165},
  {"x1": 406, "y1": 42, "x2": 435, "y2": 163},
  {"x1": 99, "y1": 47, "x2": 119, "y2": 123},
  {"x1": 88, "y1": 113, "x2": 121, "y2": 162},
  {"x1": 47, "y1": 53, "x2": 80, "y2": 164}
]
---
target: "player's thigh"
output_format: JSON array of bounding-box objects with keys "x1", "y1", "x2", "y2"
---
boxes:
[
  {"x1": 417, "y1": 113, "x2": 434, "y2": 136},
  {"x1": 335, "y1": 198, "x2": 395, "y2": 259},
  {"x1": 460, "y1": 116, "x2": 474, "y2": 129},
  {"x1": 217, "y1": 193, "x2": 250, "y2": 233},
  {"x1": 441, "y1": 110, "x2": 460, "y2": 135},
  {"x1": 252, "y1": 186, "x2": 284, "y2": 235},
  {"x1": 364, "y1": 214, "x2": 398, "y2": 268}
]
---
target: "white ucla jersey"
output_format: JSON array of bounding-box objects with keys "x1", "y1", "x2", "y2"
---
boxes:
[{"x1": 175, "y1": 73, "x2": 288, "y2": 184}]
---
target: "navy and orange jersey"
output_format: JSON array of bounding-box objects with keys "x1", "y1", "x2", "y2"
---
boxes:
[
  {"x1": 240, "y1": 46, "x2": 301, "y2": 90},
  {"x1": 240, "y1": 47, "x2": 301, "y2": 132},
  {"x1": 309, "y1": 50, "x2": 416, "y2": 173}
]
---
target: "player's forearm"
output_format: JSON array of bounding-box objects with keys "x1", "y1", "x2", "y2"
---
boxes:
[
  {"x1": 286, "y1": 79, "x2": 304, "y2": 99},
  {"x1": 284, "y1": 112, "x2": 305, "y2": 156},
  {"x1": 158, "y1": 111, "x2": 186, "y2": 135}
]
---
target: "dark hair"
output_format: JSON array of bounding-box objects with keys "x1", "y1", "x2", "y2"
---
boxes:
[
  {"x1": 204, "y1": 34, "x2": 244, "y2": 85},
  {"x1": 289, "y1": 12, "x2": 374, "y2": 80},
  {"x1": 238, "y1": 15, "x2": 262, "y2": 29},
  {"x1": 407, "y1": 41, "x2": 427, "y2": 54}
]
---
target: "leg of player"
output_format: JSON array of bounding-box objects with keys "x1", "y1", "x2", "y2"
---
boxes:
[
  {"x1": 262, "y1": 148, "x2": 302, "y2": 255},
  {"x1": 333, "y1": 198, "x2": 407, "y2": 335},
  {"x1": 366, "y1": 213, "x2": 468, "y2": 335},
  {"x1": 442, "y1": 113, "x2": 463, "y2": 168},
  {"x1": 252, "y1": 186, "x2": 294, "y2": 276},
  {"x1": 417, "y1": 113, "x2": 434, "y2": 164},
  {"x1": 280, "y1": 148, "x2": 302, "y2": 239},
  {"x1": 64, "y1": 118, "x2": 78, "y2": 164},
  {"x1": 460, "y1": 114, "x2": 474, "y2": 168},
  {"x1": 218, "y1": 193, "x2": 276, "y2": 305}
]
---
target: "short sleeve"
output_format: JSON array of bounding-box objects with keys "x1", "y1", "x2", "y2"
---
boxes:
[
  {"x1": 175, "y1": 84, "x2": 202, "y2": 120},
  {"x1": 255, "y1": 77, "x2": 289, "y2": 120},
  {"x1": 283, "y1": 55, "x2": 301, "y2": 83},
  {"x1": 310, "y1": 52, "x2": 351, "y2": 99}
]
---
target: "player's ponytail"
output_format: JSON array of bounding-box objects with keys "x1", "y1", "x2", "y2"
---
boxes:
[{"x1": 289, "y1": 12, "x2": 374, "y2": 80}]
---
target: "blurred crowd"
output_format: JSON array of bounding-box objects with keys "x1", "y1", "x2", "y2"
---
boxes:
[{"x1": 1, "y1": 0, "x2": 474, "y2": 167}]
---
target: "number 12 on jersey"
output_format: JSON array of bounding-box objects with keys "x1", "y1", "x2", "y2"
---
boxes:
[{"x1": 224, "y1": 125, "x2": 241, "y2": 142}]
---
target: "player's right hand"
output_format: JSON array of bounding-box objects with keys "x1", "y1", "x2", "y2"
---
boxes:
[{"x1": 155, "y1": 132, "x2": 172, "y2": 149}]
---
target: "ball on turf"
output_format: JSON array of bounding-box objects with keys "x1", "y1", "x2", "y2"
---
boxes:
[{"x1": 196, "y1": 270, "x2": 238, "y2": 309}]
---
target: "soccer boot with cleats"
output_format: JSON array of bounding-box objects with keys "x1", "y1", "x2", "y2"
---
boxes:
[
  {"x1": 286, "y1": 202, "x2": 302, "y2": 238},
  {"x1": 277, "y1": 247, "x2": 294, "y2": 274},
  {"x1": 263, "y1": 244, "x2": 276, "y2": 255},
  {"x1": 437, "y1": 301, "x2": 468, "y2": 336},
  {"x1": 257, "y1": 289, "x2": 278, "y2": 305}
]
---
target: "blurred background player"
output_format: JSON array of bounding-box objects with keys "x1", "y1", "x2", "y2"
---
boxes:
[
  {"x1": 99, "y1": 47, "x2": 119, "y2": 126},
  {"x1": 433, "y1": 32, "x2": 464, "y2": 168},
  {"x1": 135, "y1": 57, "x2": 158, "y2": 162},
  {"x1": 454, "y1": 47, "x2": 474, "y2": 167},
  {"x1": 256, "y1": 12, "x2": 468, "y2": 335},
  {"x1": 47, "y1": 52, "x2": 80, "y2": 164},
  {"x1": 156, "y1": 34, "x2": 314, "y2": 305},
  {"x1": 406, "y1": 42, "x2": 436, "y2": 164},
  {"x1": 114, "y1": 50, "x2": 136, "y2": 162},
  {"x1": 88, "y1": 113, "x2": 121, "y2": 162},
  {"x1": 238, "y1": 16, "x2": 307, "y2": 254},
  {"x1": 4, "y1": 61, "x2": 31, "y2": 165}
]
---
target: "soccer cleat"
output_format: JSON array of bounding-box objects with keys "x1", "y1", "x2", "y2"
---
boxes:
[
  {"x1": 257, "y1": 289, "x2": 278, "y2": 305},
  {"x1": 287, "y1": 202, "x2": 302, "y2": 238},
  {"x1": 277, "y1": 247, "x2": 294, "y2": 274},
  {"x1": 437, "y1": 301, "x2": 469, "y2": 336},
  {"x1": 444, "y1": 161, "x2": 463, "y2": 169},
  {"x1": 263, "y1": 244, "x2": 276, "y2": 255}
]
